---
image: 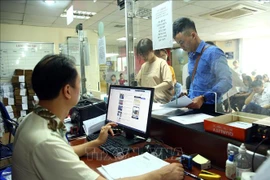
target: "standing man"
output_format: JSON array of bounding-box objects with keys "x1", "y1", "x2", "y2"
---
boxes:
[{"x1": 173, "y1": 17, "x2": 232, "y2": 112}]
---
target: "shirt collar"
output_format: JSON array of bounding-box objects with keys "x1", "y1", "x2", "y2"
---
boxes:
[
  {"x1": 188, "y1": 40, "x2": 206, "y2": 58},
  {"x1": 33, "y1": 105, "x2": 62, "y2": 126},
  {"x1": 196, "y1": 40, "x2": 206, "y2": 54}
]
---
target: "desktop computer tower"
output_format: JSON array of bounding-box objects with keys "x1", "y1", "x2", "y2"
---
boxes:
[{"x1": 69, "y1": 98, "x2": 106, "y2": 136}]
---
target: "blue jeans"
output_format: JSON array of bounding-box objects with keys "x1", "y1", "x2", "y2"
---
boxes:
[{"x1": 243, "y1": 102, "x2": 270, "y2": 116}]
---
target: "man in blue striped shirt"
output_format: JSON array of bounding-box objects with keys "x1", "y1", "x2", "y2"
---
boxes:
[{"x1": 173, "y1": 17, "x2": 232, "y2": 112}]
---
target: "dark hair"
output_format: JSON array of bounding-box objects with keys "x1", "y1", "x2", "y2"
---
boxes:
[
  {"x1": 120, "y1": 73, "x2": 123, "y2": 76},
  {"x1": 111, "y1": 74, "x2": 116, "y2": 78},
  {"x1": 233, "y1": 60, "x2": 238, "y2": 65},
  {"x1": 263, "y1": 74, "x2": 269, "y2": 80},
  {"x1": 255, "y1": 75, "x2": 263, "y2": 81},
  {"x1": 136, "y1": 38, "x2": 153, "y2": 56},
  {"x1": 32, "y1": 54, "x2": 78, "y2": 100},
  {"x1": 251, "y1": 80, "x2": 263, "y2": 88},
  {"x1": 154, "y1": 49, "x2": 167, "y2": 56},
  {"x1": 173, "y1": 17, "x2": 197, "y2": 38},
  {"x1": 243, "y1": 75, "x2": 252, "y2": 88},
  {"x1": 205, "y1": 41, "x2": 215, "y2": 46}
]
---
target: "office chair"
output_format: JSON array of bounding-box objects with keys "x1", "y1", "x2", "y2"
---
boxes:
[
  {"x1": 0, "y1": 102, "x2": 19, "y2": 143},
  {"x1": 0, "y1": 101, "x2": 19, "y2": 163}
]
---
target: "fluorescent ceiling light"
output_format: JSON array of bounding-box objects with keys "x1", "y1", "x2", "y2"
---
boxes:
[
  {"x1": 255, "y1": 0, "x2": 270, "y2": 4},
  {"x1": 44, "y1": 0, "x2": 55, "y2": 5},
  {"x1": 216, "y1": 31, "x2": 235, "y2": 36},
  {"x1": 106, "y1": 53, "x2": 119, "y2": 57},
  {"x1": 117, "y1": 37, "x2": 136, "y2": 41},
  {"x1": 60, "y1": 10, "x2": 96, "y2": 20},
  {"x1": 117, "y1": 37, "x2": 127, "y2": 41}
]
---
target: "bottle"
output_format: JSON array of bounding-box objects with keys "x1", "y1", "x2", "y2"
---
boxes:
[
  {"x1": 235, "y1": 143, "x2": 251, "y2": 180},
  {"x1": 267, "y1": 150, "x2": 270, "y2": 158},
  {"x1": 226, "y1": 151, "x2": 236, "y2": 179}
]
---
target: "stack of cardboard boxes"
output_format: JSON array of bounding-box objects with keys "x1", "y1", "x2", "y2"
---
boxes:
[{"x1": 11, "y1": 69, "x2": 36, "y2": 118}]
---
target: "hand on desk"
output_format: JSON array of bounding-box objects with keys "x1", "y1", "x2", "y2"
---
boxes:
[{"x1": 96, "y1": 122, "x2": 118, "y2": 145}]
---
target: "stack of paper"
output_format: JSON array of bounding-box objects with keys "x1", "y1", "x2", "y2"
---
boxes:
[
  {"x1": 169, "y1": 113, "x2": 213, "y2": 125},
  {"x1": 97, "y1": 152, "x2": 169, "y2": 180},
  {"x1": 82, "y1": 114, "x2": 106, "y2": 135}
]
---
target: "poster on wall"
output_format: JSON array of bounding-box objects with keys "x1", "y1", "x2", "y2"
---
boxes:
[
  {"x1": 98, "y1": 36, "x2": 106, "y2": 64},
  {"x1": 225, "y1": 52, "x2": 234, "y2": 59},
  {"x1": 152, "y1": 1, "x2": 173, "y2": 50}
]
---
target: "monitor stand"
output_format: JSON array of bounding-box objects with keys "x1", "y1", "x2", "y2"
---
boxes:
[{"x1": 115, "y1": 132, "x2": 145, "y2": 146}]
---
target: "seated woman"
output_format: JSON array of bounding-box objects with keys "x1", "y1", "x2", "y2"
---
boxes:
[{"x1": 136, "y1": 38, "x2": 173, "y2": 104}]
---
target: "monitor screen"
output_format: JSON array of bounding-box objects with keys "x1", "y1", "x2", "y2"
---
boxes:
[{"x1": 106, "y1": 85, "x2": 154, "y2": 139}]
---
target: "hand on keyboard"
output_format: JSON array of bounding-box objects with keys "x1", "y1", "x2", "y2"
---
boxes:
[{"x1": 96, "y1": 122, "x2": 118, "y2": 145}]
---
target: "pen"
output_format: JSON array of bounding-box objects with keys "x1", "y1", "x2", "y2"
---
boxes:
[{"x1": 185, "y1": 171, "x2": 202, "y2": 180}]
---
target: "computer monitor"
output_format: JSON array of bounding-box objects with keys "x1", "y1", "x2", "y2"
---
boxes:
[{"x1": 106, "y1": 85, "x2": 154, "y2": 145}]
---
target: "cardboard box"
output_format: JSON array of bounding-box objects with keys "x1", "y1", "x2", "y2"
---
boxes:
[
  {"x1": 14, "y1": 69, "x2": 24, "y2": 75},
  {"x1": 204, "y1": 112, "x2": 269, "y2": 142},
  {"x1": 11, "y1": 75, "x2": 25, "y2": 83}
]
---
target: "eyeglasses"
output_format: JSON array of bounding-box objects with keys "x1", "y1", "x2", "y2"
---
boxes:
[{"x1": 177, "y1": 39, "x2": 185, "y2": 46}]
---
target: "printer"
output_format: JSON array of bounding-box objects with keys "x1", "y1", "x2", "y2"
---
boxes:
[{"x1": 69, "y1": 98, "x2": 107, "y2": 136}]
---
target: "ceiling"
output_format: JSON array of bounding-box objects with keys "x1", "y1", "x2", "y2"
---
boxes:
[{"x1": 1, "y1": 0, "x2": 270, "y2": 46}]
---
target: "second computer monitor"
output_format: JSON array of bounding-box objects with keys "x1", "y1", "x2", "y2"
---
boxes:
[{"x1": 106, "y1": 85, "x2": 154, "y2": 140}]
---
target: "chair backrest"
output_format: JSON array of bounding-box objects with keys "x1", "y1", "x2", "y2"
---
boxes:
[{"x1": 0, "y1": 101, "x2": 18, "y2": 137}]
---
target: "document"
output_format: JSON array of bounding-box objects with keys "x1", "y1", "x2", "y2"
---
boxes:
[
  {"x1": 163, "y1": 95, "x2": 192, "y2": 108},
  {"x1": 169, "y1": 113, "x2": 213, "y2": 125},
  {"x1": 152, "y1": 107, "x2": 177, "y2": 116},
  {"x1": 82, "y1": 114, "x2": 106, "y2": 135},
  {"x1": 97, "y1": 152, "x2": 169, "y2": 180},
  {"x1": 226, "y1": 121, "x2": 252, "y2": 129}
]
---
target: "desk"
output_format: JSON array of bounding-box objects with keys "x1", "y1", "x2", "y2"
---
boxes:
[
  {"x1": 70, "y1": 137, "x2": 227, "y2": 180},
  {"x1": 150, "y1": 112, "x2": 270, "y2": 169}
]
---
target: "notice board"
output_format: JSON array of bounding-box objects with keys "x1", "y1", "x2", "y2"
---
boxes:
[{"x1": 0, "y1": 41, "x2": 54, "y2": 80}]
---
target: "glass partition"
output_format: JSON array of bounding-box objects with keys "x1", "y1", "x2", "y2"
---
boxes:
[{"x1": 129, "y1": 0, "x2": 270, "y2": 118}]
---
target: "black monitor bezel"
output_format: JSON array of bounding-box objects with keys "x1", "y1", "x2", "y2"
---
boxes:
[{"x1": 106, "y1": 85, "x2": 154, "y2": 139}]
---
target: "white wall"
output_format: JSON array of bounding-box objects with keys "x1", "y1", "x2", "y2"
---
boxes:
[
  {"x1": 0, "y1": 24, "x2": 100, "y2": 92},
  {"x1": 239, "y1": 36, "x2": 270, "y2": 76}
]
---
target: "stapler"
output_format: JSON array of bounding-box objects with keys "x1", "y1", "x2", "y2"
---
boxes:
[{"x1": 198, "y1": 170, "x2": 221, "y2": 180}]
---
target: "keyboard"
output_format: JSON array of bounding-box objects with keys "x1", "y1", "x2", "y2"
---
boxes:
[{"x1": 87, "y1": 133, "x2": 133, "y2": 157}]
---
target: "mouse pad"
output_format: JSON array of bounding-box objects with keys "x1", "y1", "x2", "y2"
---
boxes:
[{"x1": 135, "y1": 144, "x2": 181, "y2": 160}]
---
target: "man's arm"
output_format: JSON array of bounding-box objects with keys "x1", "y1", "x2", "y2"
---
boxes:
[
  {"x1": 205, "y1": 49, "x2": 232, "y2": 102},
  {"x1": 245, "y1": 91, "x2": 256, "y2": 105},
  {"x1": 96, "y1": 163, "x2": 184, "y2": 180}
]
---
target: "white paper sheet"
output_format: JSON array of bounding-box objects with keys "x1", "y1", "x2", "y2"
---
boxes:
[
  {"x1": 20, "y1": 110, "x2": 27, "y2": 117},
  {"x1": 83, "y1": 114, "x2": 106, "y2": 135},
  {"x1": 163, "y1": 95, "x2": 192, "y2": 108},
  {"x1": 97, "y1": 152, "x2": 169, "y2": 180},
  {"x1": 8, "y1": 98, "x2": 14, "y2": 105},
  {"x1": 152, "y1": 107, "x2": 177, "y2": 116},
  {"x1": 19, "y1": 75, "x2": 25, "y2": 82},
  {"x1": 152, "y1": 102, "x2": 164, "y2": 111},
  {"x1": 226, "y1": 121, "x2": 252, "y2": 129},
  {"x1": 22, "y1": 103, "x2": 28, "y2": 110},
  {"x1": 22, "y1": 96, "x2": 28, "y2": 104},
  {"x1": 20, "y1": 89, "x2": 26, "y2": 96},
  {"x1": 169, "y1": 113, "x2": 213, "y2": 125},
  {"x1": 5, "y1": 106, "x2": 13, "y2": 113}
]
